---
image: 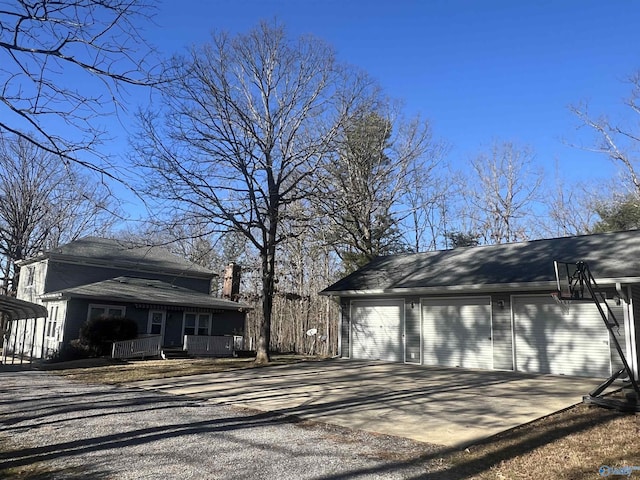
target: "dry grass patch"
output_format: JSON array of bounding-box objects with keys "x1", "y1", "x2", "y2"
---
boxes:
[
  {"x1": 37, "y1": 355, "x2": 320, "y2": 384},
  {"x1": 430, "y1": 404, "x2": 640, "y2": 479}
]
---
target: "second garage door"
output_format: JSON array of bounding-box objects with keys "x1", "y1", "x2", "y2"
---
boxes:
[
  {"x1": 422, "y1": 297, "x2": 493, "y2": 369},
  {"x1": 350, "y1": 299, "x2": 404, "y2": 362},
  {"x1": 513, "y1": 295, "x2": 611, "y2": 378}
]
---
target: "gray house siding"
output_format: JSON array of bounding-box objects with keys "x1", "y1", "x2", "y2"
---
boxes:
[
  {"x1": 340, "y1": 300, "x2": 350, "y2": 358},
  {"x1": 63, "y1": 299, "x2": 149, "y2": 343},
  {"x1": 404, "y1": 296, "x2": 421, "y2": 364},
  {"x1": 44, "y1": 261, "x2": 212, "y2": 294},
  {"x1": 491, "y1": 293, "x2": 513, "y2": 371},
  {"x1": 63, "y1": 300, "x2": 89, "y2": 343},
  {"x1": 212, "y1": 310, "x2": 245, "y2": 335}
]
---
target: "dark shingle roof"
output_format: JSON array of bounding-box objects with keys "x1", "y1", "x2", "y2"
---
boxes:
[
  {"x1": 22, "y1": 237, "x2": 215, "y2": 277},
  {"x1": 322, "y1": 230, "x2": 640, "y2": 295},
  {"x1": 42, "y1": 276, "x2": 250, "y2": 311}
]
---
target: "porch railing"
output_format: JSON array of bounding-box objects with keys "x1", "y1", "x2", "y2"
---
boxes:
[
  {"x1": 112, "y1": 335, "x2": 162, "y2": 359},
  {"x1": 184, "y1": 335, "x2": 241, "y2": 357}
]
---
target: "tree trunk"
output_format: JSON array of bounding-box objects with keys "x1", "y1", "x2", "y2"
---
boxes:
[{"x1": 255, "y1": 240, "x2": 277, "y2": 364}]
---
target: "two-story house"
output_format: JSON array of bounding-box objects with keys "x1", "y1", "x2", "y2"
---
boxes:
[{"x1": 7, "y1": 236, "x2": 248, "y2": 359}]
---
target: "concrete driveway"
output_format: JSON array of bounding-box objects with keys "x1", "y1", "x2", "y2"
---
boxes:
[{"x1": 131, "y1": 359, "x2": 600, "y2": 447}]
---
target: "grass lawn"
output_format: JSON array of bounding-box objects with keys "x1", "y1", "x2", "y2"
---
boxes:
[
  {"x1": 5, "y1": 356, "x2": 640, "y2": 479},
  {"x1": 36, "y1": 354, "x2": 312, "y2": 384}
]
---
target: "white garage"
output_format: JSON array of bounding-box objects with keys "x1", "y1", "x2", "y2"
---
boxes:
[
  {"x1": 350, "y1": 299, "x2": 404, "y2": 362},
  {"x1": 421, "y1": 297, "x2": 493, "y2": 369},
  {"x1": 513, "y1": 295, "x2": 612, "y2": 378}
]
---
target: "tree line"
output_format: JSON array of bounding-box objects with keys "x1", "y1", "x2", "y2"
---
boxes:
[{"x1": 1, "y1": 6, "x2": 639, "y2": 360}]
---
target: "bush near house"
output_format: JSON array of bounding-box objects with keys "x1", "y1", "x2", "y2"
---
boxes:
[
  {"x1": 51, "y1": 339, "x2": 92, "y2": 362},
  {"x1": 79, "y1": 315, "x2": 138, "y2": 356},
  {"x1": 49, "y1": 316, "x2": 138, "y2": 363}
]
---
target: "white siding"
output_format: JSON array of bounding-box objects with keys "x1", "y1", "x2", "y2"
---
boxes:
[
  {"x1": 513, "y1": 295, "x2": 611, "y2": 378},
  {"x1": 421, "y1": 297, "x2": 492, "y2": 369},
  {"x1": 350, "y1": 300, "x2": 404, "y2": 362}
]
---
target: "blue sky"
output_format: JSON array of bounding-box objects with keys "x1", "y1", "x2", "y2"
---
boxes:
[{"x1": 126, "y1": 0, "x2": 639, "y2": 189}]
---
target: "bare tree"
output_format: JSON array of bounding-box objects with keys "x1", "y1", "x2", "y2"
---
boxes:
[
  {"x1": 133, "y1": 22, "x2": 367, "y2": 363},
  {"x1": 541, "y1": 169, "x2": 598, "y2": 237},
  {"x1": 571, "y1": 72, "x2": 640, "y2": 196},
  {"x1": 0, "y1": 134, "x2": 117, "y2": 295},
  {"x1": 0, "y1": 0, "x2": 155, "y2": 175},
  {"x1": 463, "y1": 142, "x2": 544, "y2": 244},
  {"x1": 401, "y1": 163, "x2": 452, "y2": 252}
]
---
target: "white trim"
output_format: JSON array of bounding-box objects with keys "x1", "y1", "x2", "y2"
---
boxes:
[
  {"x1": 322, "y1": 278, "x2": 640, "y2": 298},
  {"x1": 87, "y1": 303, "x2": 126, "y2": 321},
  {"x1": 182, "y1": 311, "x2": 212, "y2": 337},
  {"x1": 622, "y1": 286, "x2": 638, "y2": 380},
  {"x1": 147, "y1": 310, "x2": 166, "y2": 339}
]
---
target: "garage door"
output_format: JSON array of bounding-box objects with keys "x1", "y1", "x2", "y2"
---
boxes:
[
  {"x1": 513, "y1": 296, "x2": 611, "y2": 377},
  {"x1": 422, "y1": 297, "x2": 492, "y2": 369},
  {"x1": 351, "y1": 299, "x2": 404, "y2": 362}
]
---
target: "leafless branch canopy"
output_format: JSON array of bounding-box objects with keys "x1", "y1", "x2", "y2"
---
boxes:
[
  {"x1": 570, "y1": 72, "x2": 640, "y2": 196},
  {"x1": 0, "y1": 0, "x2": 156, "y2": 174},
  {"x1": 0, "y1": 132, "x2": 118, "y2": 294}
]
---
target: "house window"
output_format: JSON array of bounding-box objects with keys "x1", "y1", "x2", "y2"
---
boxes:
[
  {"x1": 25, "y1": 266, "x2": 35, "y2": 287},
  {"x1": 46, "y1": 305, "x2": 59, "y2": 338},
  {"x1": 197, "y1": 313, "x2": 211, "y2": 335},
  {"x1": 88, "y1": 304, "x2": 126, "y2": 321},
  {"x1": 183, "y1": 312, "x2": 211, "y2": 336}
]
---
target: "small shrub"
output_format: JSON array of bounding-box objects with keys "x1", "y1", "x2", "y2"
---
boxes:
[
  {"x1": 50, "y1": 339, "x2": 91, "y2": 363},
  {"x1": 79, "y1": 315, "x2": 138, "y2": 356}
]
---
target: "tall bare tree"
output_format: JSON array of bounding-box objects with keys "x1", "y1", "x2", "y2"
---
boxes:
[
  {"x1": 541, "y1": 168, "x2": 598, "y2": 237},
  {"x1": 133, "y1": 22, "x2": 368, "y2": 363},
  {"x1": 0, "y1": 134, "x2": 117, "y2": 295},
  {"x1": 571, "y1": 72, "x2": 640, "y2": 196},
  {"x1": 0, "y1": 0, "x2": 155, "y2": 175},
  {"x1": 462, "y1": 142, "x2": 544, "y2": 244}
]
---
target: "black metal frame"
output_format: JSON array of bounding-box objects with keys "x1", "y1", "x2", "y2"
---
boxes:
[{"x1": 555, "y1": 260, "x2": 640, "y2": 411}]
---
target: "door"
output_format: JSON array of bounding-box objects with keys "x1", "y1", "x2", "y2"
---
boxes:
[
  {"x1": 421, "y1": 297, "x2": 493, "y2": 369},
  {"x1": 350, "y1": 299, "x2": 404, "y2": 362},
  {"x1": 148, "y1": 310, "x2": 166, "y2": 339},
  {"x1": 513, "y1": 295, "x2": 611, "y2": 377}
]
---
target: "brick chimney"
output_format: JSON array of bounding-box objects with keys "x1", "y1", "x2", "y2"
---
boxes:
[{"x1": 222, "y1": 263, "x2": 241, "y2": 300}]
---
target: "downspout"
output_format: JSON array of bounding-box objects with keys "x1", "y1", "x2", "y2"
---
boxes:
[
  {"x1": 620, "y1": 284, "x2": 638, "y2": 381},
  {"x1": 336, "y1": 299, "x2": 343, "y2": 358}
]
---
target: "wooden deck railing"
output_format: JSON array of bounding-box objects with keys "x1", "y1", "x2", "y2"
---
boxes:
[
  {"x1": 112, "y1": 335, "x2": 162, "y2": 359},
  {"x1": 184, "y1": 335, "x2": 239, "y2": 357}
]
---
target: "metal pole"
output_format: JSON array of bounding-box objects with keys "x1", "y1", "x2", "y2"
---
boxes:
[{"x1": 581, "y1": 262, "x2": 640, "y2": 396}]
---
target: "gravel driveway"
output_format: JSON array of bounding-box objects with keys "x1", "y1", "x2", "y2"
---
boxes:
[{"x1": 0, "y1": 370, "x2": 442, "y2": 479}]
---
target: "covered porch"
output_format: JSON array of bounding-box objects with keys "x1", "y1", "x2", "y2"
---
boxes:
[{"x1": 111, "y1": 334, "x2": 245, "y2": 360}]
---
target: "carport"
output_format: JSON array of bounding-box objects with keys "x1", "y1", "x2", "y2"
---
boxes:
[
  {"x1": 1, "y1": 295, "x2": 49, "y2": 364},
  {"x1": 131, "y1": 359, "x2": 600, "y2": 447}
]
